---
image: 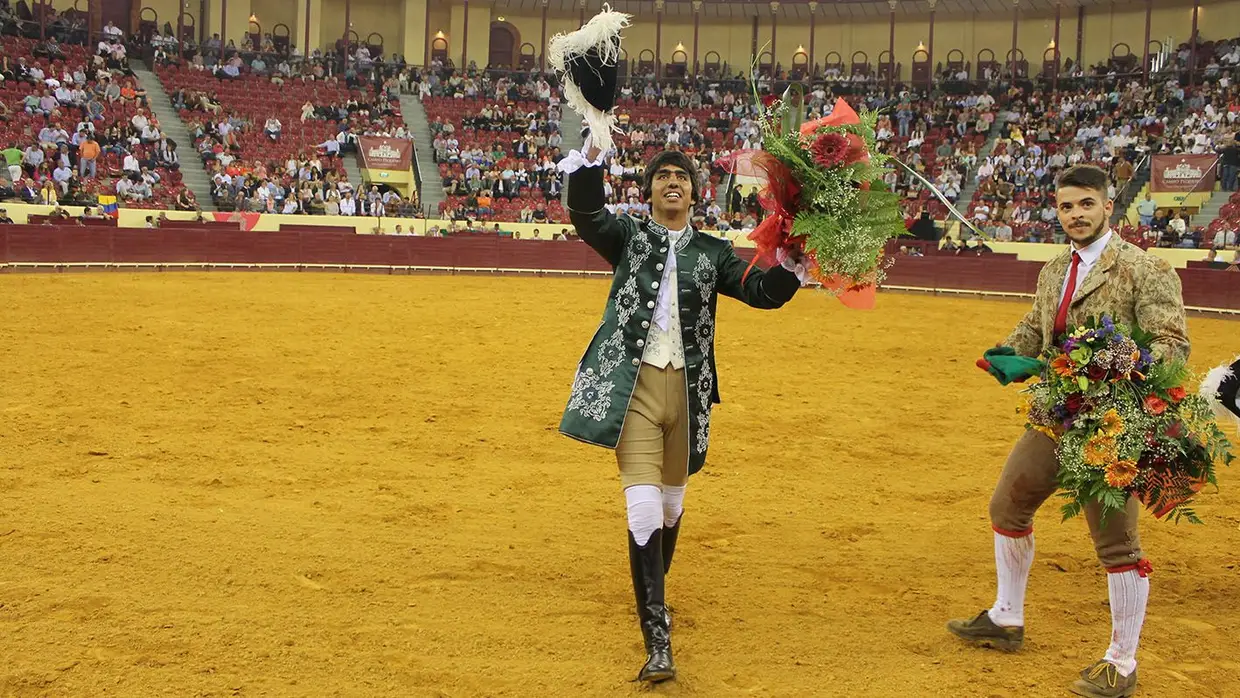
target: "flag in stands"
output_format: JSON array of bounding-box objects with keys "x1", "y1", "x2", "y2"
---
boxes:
[{"x1": 98, "y1": 195, "x2": 119, "y2": 218}]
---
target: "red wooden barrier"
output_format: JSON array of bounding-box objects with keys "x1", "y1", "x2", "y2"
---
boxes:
[{"x1": 2, "y1": 225, "x2": 1238, "y2": 311}]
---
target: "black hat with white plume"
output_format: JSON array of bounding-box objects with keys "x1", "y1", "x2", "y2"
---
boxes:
[{"x1": 547, "y1": 4, "x2": 631, "y2": 155}]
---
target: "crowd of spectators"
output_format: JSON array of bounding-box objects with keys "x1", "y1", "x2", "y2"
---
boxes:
[{"x1": 2, "y1": 10, "x2": 1239, "y2": 255}]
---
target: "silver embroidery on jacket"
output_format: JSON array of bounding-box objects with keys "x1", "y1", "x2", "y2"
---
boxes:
[
  {"x1": 627, "y1": 231, "x2": 654, "y2": 269},
  {"x1": 597, "y1": 328, "x2": 625, "y2": 377},
  {"x1": 693, "y1": 252, "x2": 716, "y2": 303},
  {"x1": 614, "y1": 276, "x2": 640, "y2": 325},
  {"x1": 567, "y1": 369, "x2": 615, "y2": 422},
  {"x1": 693, "y1": 364, "x2": 714, "y2": 453},
  {"x1": 693, "y1": 309, "x2": 715, "y2": 359}
]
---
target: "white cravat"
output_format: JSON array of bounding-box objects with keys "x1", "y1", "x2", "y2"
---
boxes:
[
  {"x1": 653, "y1": 225, "x2": 687, "y2": 331},
  {"x1": 643, "y1": 225, "x2": 688, "y2": 370}
]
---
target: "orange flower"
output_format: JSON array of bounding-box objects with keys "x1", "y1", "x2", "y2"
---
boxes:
[
  {"x1": 1105, "y1": 459, "x2": 1139, "y2": 488},
  {"x1": 1143, "y1": 394, "x2": 1168, "y2": 415},
  {"x1": 1167, "y1": 386, "x2": 1187, "y2": 403},
  {"x1": 1051, "y1": 354, "x2": 1075, "y2": 378},
  {"x1": 1083, "y1": 435, "x2": 1117, "y2": 467},
  {"x1": 1098, "y1": 409, "x2": 1124, "y2": 438}
]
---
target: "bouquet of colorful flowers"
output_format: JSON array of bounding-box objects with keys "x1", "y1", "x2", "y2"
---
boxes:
[
  {"x1": 1021, "y1": 315, "x2": 1234, "y2": 524},
  {"x1": 718, "y1": 88, "x2": 906, "y2": 309}
]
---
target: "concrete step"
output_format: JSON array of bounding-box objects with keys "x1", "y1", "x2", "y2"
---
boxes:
[
  {"x1": 399, "y1": 94, "x2": 444, "y2": 215},
  {"x1": 1192, "y1": 189, "x2": 1230, "y2": 229},
  {"x1": 953, "y1": 115, "x2": 1008, "y2": 215},
  {"x1": 559, "y1": 110, "x2": 584, "y2": 206},
  {"x1": 131, "y1": 60, "x2": 217, "y2": 212}
]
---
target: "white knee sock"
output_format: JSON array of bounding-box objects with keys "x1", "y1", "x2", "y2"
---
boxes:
[
  {"x1": 1102, "y1": 569, "x2": 1149, "y2": 677},
  {"x1": 661, "y1": 484, "x2": 686, "y2": 527},
  {"x1": 625, "y1": 485, "x2": 664, "y2": 546},
  {"x1": 988, "y1": 531, "x2": 1035, "y2": 627}
]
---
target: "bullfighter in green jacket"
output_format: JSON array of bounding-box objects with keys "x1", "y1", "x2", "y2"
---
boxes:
[{"x1": 558, "y1": 138, "x2": 807, "y2": 683}]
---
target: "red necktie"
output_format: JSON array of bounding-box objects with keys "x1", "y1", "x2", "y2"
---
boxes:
[{"x1": 1053, "y1": 252, "x2": 1082, "y2": 337}]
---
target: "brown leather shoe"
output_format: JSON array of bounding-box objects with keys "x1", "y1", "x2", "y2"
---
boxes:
[
  {"x1": 1069, "y1": 660, "x2": 1138, "y2": 697},
  {"x1": 946, "y1": 610, "x2": 1024, "y2": 652}
]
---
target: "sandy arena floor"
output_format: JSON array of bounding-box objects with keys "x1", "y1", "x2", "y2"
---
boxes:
[{"x1": 1, "y1": 273, "x2": 1238, "y2": 698}]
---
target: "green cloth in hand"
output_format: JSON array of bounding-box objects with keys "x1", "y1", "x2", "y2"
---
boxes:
[{"x1": 978, "y1": 347, "x2": 1046, "y2": 386}]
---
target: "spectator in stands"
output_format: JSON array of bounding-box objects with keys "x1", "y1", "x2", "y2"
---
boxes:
[
  {"x1": 0, "y1": 208, "x2": 12, "y2": 224},
  {"x1": 1137, "y1": 193, "x2": 1157, "y2": 226},
  {"x1": 1221, "y1": 137, "x2": 1239, "y2": 191},
  {"x1": 1213, "y1": 225, "x2": 1237, "y2": 249},
  {"x1": 264, "y1": 117, "x2": 282, "y2": 141},
  {"x1": 52, "y1": 160, "x2": 74, "y2": 194},
  {"x1": 39, "y1": 179, "x2": 57, "y2": 205},
  {"x1": 175, "y1": 189, "x2": 198, "y2": 211}
]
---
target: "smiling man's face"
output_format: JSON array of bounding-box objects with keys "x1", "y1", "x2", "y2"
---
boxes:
[{"x1": 650, "y1": 164, "x2": 692, "y2": 215}]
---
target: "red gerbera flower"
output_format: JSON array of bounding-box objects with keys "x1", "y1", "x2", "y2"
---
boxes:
[{"x1": 811, "y1": 132, "x2": 850, "y2": 168}]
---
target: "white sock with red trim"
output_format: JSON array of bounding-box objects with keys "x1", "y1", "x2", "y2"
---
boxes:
[
  {"x1": 988, "y1": 531, "x2": 1035, "y2": 627},
  {"x1": 1102, "y1": 568, "x2": 1149, "y2": 677}
]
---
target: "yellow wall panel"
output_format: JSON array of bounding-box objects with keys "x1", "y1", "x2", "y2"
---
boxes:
[
  {"x1": 250, "y1": 0, "x2": 297, "y2": 39},
  {"x1": 140, "y1": 0, "x2": 181, "y2": 30},
  {"x1": 778, "y1": 22, "x2": 813, "y2": 70},
  {"x1": 811, "y1": 19, "x2": 847, "y2": 69},
  {"x1": 320, "y1": 0, "x2": 403, "y2": 56},
  {"x1": 133, "y1": 0, "x2": 1240, "y2": 70}
]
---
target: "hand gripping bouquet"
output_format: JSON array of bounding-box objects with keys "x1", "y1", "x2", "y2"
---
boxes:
[
  {"x1": 1020, "y1": 315, "x2": 1234, "y2": 524},
  {"x1": 718, "y1": 87, "x2": 907, "y2": 309}
]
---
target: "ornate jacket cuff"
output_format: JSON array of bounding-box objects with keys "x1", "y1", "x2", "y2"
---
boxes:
[{"x1": 557, "y1": 148, "x2": 607, "y2": 175}]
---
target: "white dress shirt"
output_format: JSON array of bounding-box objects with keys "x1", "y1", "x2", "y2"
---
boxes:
[{"x1": 1060, "y1": 230, "x2": 1112, "y2": 304}]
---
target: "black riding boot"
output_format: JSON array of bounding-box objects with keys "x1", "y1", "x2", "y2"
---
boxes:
[
  {"x1": 661, "y1": 515, "x2": 682, "y2": 628},
  {"x1": 662, "y1": 515, "x2": 682, "y2": 574},
  {"x1": 628, "y1": 530, "x2": 675, "y2": 683}
]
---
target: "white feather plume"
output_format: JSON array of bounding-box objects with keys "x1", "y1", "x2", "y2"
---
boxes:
[
  {"x1": 546, "y1": 5, "x2": 631, "y2": 73},
  {"x1": 546, "y1": 4, "x2": 631, "y2": 155},
  {"x1": 1198, "y1": 354, "x2": 1240, "y2": 428}
]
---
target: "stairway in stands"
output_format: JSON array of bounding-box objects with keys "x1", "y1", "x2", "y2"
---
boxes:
[
  {"x1": 952, "y1": 113, "x2": 1008, "y2": 211},
  {"x1": 342, "y1": 150, "x2": 365, "y2": 197},
  {"x1": 132, "y1": 61, "x2": 216, "y2": 212},
  {"x1": 558, "y1": 110, "x2": 584, "y2": 206},
  {"x1": 398, "y1": 94, "x2": 444, "y2": 216},
  {"x1": 1195, "y1": 188, "x2": 1230, "y2": 228}
]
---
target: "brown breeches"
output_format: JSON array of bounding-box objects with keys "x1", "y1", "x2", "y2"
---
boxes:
[{"x1": 989, "y1": 430, "x2": 1145, "y2": 570}]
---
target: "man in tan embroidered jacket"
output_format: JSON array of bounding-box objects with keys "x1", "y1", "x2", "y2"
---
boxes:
[
  {"x1": 948, "y1": 165, "x2": 1189, "y2": 698},
  {"x1": 558, "y1": 138, "x2": 806, "y2": 684}
]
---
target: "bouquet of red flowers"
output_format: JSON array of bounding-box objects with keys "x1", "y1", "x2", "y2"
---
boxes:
[
  {"x1": 718, "y1": 89, "x2": 906, "y2": 309},
  {"x1": 1022, "y1": 315, "x2": 1234, "y2": 523}
]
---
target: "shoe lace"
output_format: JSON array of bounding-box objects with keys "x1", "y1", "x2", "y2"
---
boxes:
[{"x1": 1087, "y1": 662, "x2": 1119, "y2": 688}]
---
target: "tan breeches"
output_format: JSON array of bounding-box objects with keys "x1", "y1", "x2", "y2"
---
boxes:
[{"x1": 616, "y1": 364, "x2": 690, "y2": 490}]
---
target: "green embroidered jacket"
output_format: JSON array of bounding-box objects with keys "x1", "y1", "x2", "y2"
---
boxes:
[{"x1": 559, "y1": 164, "x2": 801, "y2": 475}]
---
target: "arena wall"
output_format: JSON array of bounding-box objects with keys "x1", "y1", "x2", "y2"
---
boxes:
[{"x1": 135, "y1": 0, "x2": 1240, "y2": 75}]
